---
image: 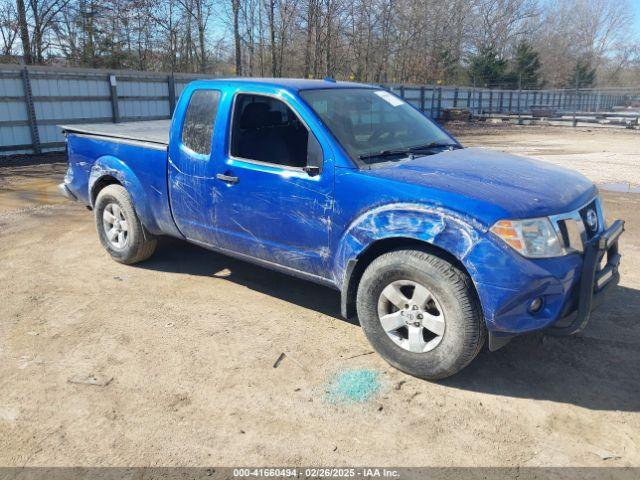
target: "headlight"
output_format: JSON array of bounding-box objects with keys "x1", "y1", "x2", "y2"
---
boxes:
[{"x1": 490, "y1": 218, "x2": 564, "y2": 258}]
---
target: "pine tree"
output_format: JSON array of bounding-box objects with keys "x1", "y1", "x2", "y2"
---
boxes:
[
  {"x1": 468, "y1": 47, "x2": 508, "y2": 87},
  {"x1": 508, "y1": 41, "x2": 541, "y2": 89},
  {"x1": 567, "y1": 59, "x2": 596, "y2": 88}
]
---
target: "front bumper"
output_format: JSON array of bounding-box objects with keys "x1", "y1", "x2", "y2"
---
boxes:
[
  {"x1": 485, "y1": 219, "x2": 624, "y2": 350},
  {"x1": 58, "y1": 182, "x2": 77, "y2": 201},
  {"x1": 546, "y1": 219, "x2": 624, "y2": 336}
]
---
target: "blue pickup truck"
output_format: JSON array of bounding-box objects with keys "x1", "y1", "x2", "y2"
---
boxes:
[{"x1": 59, "y1": 78, "x2": 624, "y2": 379}]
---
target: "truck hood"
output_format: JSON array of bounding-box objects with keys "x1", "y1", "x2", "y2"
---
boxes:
[{"x1": 366, "y1": 147, "x2": 597, "y2": 223}]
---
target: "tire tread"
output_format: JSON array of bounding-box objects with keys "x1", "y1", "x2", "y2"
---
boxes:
[
  {"x1": 94, "y1": 184, "x2": 157, "y2": 264},
  {"x1": 356, "y1": 248, "x2": 485, "y2": 379}
]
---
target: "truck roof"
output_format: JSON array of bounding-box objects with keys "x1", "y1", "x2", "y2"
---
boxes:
[
  {"x1": 59, "y1": 79, "x2": 376, "y2": 146},
  {"x1": 190, "y1": 78, "x2": 375, "y2": 92}
]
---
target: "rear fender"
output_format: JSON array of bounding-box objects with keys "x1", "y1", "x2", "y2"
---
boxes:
[{"x1": 89, "y1": 156, "x2": 159, "y2": 232}]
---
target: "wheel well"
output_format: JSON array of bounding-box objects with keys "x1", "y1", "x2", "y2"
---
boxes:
[
  {"x1": 342, "y1": 237, "x2": 476, "y2": 320},
  {"x1": 91, "y1": 175, "x2": 122, "y2": 206}
]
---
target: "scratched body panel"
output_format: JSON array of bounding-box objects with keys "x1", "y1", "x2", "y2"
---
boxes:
[
  {"x1": 66, "y1": 133, "x2": 181, "y2": 237},
  {"x1": 60, "y1": 78, "x2": 606, "y2": 338}
]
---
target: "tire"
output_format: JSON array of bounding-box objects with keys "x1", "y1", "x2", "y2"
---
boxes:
[
  {"x1": 356, "y1": 249, "x2": 485, "y2": 380},
  {"x1": 94, "y1": 184, "x2": 157, "y2": 264}
]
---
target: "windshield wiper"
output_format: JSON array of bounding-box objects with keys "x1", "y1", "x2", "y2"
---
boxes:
[
  {"x1": 358, "y1": 142, "x2": 460, "y2": 162},
  {"x1": 407, "y1": 141, "x2": 461, "y2": 152},
  {"x1": 358, "y1": 149, "x2": 412, "y2": 161}
]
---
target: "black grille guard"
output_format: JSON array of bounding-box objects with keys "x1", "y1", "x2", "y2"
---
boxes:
[{"x1": 548, "y1": 219, "x2": 625, "y2": 336}]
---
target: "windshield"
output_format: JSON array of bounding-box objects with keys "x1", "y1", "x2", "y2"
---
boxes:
[{"x1": 299, "y1": 88, "x2": 458, "y2": 166}]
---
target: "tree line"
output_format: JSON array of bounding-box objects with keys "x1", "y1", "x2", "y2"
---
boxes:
[{"x1": 1, "y1": 0, "x2": 638, "y2": 88}]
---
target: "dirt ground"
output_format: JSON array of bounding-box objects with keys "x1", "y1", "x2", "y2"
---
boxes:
[
  {"x1": 1, "y1": 125, "x2": 639, "y2": 468},
  {"x1": 451, "y1": 123, "x2": 640, "y2": 187}
]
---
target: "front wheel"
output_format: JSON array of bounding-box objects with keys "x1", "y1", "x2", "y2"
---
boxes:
[
  {"x1": 94, "y1": 184, "x2": 157, "y2": 264},
  {"x1": 356, "y1": 249, "x2": 485, "y2": 380}
]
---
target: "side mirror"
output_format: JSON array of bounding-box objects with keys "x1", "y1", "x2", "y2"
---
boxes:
[
  {"x1": 303, "y1": 165, "x2": 320, "y2": 177},
  {"x1": 306, "y1": 133, "x2": 323, "y2": 175}
]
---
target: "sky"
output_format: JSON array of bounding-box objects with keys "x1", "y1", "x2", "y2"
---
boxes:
[{"x1": 632, "y1": 1, "x2": 640, "y2": 40}]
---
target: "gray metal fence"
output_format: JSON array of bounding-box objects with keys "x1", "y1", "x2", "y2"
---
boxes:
[
  {"x1": 385, "y1": 84, "x2": 634, "y2": 121},
  {"x1": 0, "y1": 63, "x2": 636, "y2": 156},
  {"x1": 0, "y1": 64, "x2": 207, "y2": 156}
]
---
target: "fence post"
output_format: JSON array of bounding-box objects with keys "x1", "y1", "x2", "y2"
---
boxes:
[
  {"x1": 498, "y1": 91, "x2": 503, "y2": 113},
  {"x1": 399, "y1": 85, "x2": 405, "y2": 99},
  {"x1": 466, "y1": 89, "x2": 472, "y2": 110},
  {"x1": 508, "y1": 91, "x2": 513, "y2": 113},
  {"x1": 517, "y1": 87, "x2": 522, "y2": 124},
  {"x1": 478, "y1": 90, "x2": 483, "y2": 116},
  {"x1": 168, "y1": 74, "x2": 176, "y2": 115},
  {"x1": 109, "y1": 74, "x2": 120, "y2": 123},
  {"x1": 585, "y1": 93, "x2": 589, "y2": 112},
  {"x1": 436, "y1": 87, "x2": 442, "y2": 119},
  {"x1": 419, "y1": 86, "x2": 425, "y2": 113},
  {"x1": 430, "y1": 87, "x2": 436, "y2": 117},
  {"x1": 453, "y1": 87, "x2": 459, "y2": 108},
  {"x1": 21, "y1": 67, "x2": 41, "y2": 154},
  {"x1": 572, "y1": 77, "x2": 579, "y2": 127}
]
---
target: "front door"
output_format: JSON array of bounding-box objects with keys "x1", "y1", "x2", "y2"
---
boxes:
[{"x1": 213, "y1": 91, "x2": 334, "y2": 279}]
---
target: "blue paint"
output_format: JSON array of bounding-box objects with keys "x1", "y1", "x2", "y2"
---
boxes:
[
  {"x1": 60, "y1": 78, "x2": 610, "y2": 339},
  {"x1": 326, "y1": 369, "x2": 381, "y2": 404}
]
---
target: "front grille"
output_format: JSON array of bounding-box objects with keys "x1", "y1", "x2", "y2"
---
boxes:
[
  {"x1": 550, "y1": 198, "x2": 603, "y2": 253},
  {"x1": 557, "y1": 218, "x2": 585, "y2": 252},
  {"x1": 579, "y1": 200, "x2": 599, "y2": 239}
]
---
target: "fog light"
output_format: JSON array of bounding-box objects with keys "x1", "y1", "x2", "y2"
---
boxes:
[{"x1": 529, "y1": 297, "x2": 544, "y2": 313}]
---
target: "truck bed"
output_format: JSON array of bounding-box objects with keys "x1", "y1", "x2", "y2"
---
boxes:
[{"x1": 60, "y1": 120, "x2": 170, "y2": 145}]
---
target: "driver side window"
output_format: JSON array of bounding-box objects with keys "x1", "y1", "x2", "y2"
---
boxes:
[{"x1": 230, "y1": 94, "x2": 320, "y2": 169}]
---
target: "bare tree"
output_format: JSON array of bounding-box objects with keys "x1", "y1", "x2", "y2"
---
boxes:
[
  {"x1": 471, "y1": 0, "x2": 538, "y2": 54},
  {"x1": 533, "y1": 0, "x2": 633, "y2": 87},
  {"x1": 28, "y1": 0, "x2": 72, "y2": 63},
  {"x1": 1, "y1": 0, "x2": 636, "y2": 87},
  {"x1": 176, "y1": 0, "x2": 212, "y2": 72},
  {"x1": 16, "y1": 0, "x2": 33, "y2": 63},
  {"x1": 0, "y1": 1, "x2": 19, "y2": 56},
  {"x1": 231, "y1": 0, "x2": 242, "y2": 74}
]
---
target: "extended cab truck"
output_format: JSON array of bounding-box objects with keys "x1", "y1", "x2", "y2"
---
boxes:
[{"x1": 59, "y1": 79, "x2": 624, "y2": 379}]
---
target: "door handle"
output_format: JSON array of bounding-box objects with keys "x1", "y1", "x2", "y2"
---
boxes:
[{"x1": 216, "y1": 173, "x2": 239, "y2": 184}]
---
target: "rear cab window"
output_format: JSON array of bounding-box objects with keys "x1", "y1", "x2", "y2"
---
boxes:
[{"x1": 181, "y1": 89, "x2": 221, "y2": 155}]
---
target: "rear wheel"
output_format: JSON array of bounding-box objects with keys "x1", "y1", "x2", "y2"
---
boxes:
[
  {"x1": 94, "y1": 184, "x2": 157, "y2": 264},
  {"x1": 356, "y1": 249, "x2": 485, "y2": 380}
]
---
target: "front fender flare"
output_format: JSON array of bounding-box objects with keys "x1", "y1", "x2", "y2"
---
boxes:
[{"x1": 333, "y1": 203, "x2": 488, "y2": 318}]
